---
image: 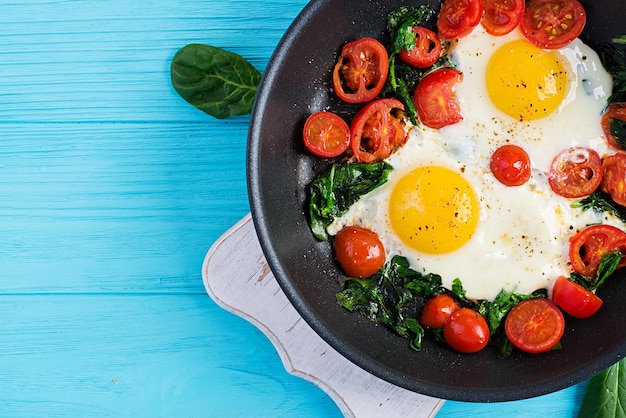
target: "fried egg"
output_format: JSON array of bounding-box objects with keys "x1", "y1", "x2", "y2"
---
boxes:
[{"x1": 329, "y1": 25, "x2": 617, "y2": 301}]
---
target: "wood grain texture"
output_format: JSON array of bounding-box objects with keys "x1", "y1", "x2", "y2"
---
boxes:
[{"x1": 0, "y1": 0, "x2": 588, "y2": 416}]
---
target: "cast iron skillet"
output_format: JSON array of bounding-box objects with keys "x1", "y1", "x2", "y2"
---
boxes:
[{"x1": 248, "y1": 0, "x2": 626, "y2": 402}]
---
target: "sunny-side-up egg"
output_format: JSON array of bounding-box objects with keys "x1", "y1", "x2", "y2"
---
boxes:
[{"x1": 328, "y1": 25, "x2": 618, "y2": 302}]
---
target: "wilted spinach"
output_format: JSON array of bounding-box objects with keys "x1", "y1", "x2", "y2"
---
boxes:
[
  {"x1": 171, "y1": 44, "x2": 261, "y2": 119},
  {"x1": 574, "y1": 190, "x2": 626, "y2": 225},
  {"x1": 308, "y1": 161, "x2": 392, "y2": 240}
]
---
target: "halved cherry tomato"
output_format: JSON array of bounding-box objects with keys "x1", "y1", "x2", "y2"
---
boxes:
[
  {"x1": 421, "y1": 294, "x2": 460, "y2": 328},
  {"x1": 569, "y1": 224, "x2": 626, "y2": 278},
  {"x1": 334, "y1": 226, "x2": 386, "y2": 279},
  {"x1": 552, "y1": 276, "x2": 603, "y2": 319},
  {"x1": 437, "y1": 0, "x2": 483, "y2": 40},
  {"x1": 302, "y1": 112, "x2": 350, "y2": 158},
  {"x1": 602, "y1": 103, "x2": 626, "y2": 150},
  {"x1": 443, "y1": 308, "x2": 489, "y2": 353},
  {"x1": 601, "y1": 153, "x2": 626, "y2": 207},
  {"x1": 548, "y1": 147, "x2": 603, "y2": 198},
  {"x1": 398, "y1": 26, "x2": 442, "y2": 68},
  {"x1": 413, "y1": 68, "x2": 463, "y2": 129},
  {"x1": 520, "y1": 0, "x2": 587, "y2": 49},
  {"x1": 504, "y1": 298, "x2": 564, "y2": 354},
  {"x1": 490, "y1": 144, "x2": 531, "y2": 186},
  {"x1": 350, "y1": 98, "x2": 406, "y2": 163},
  {"x1": 481, "y1": 0, "x2": 525, "y2": 36},
  {"x1": 333, "y1": 38, "x2": 389, "y2": 104}
]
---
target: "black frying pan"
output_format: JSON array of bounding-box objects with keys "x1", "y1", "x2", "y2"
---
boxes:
[{"x1": 248, "y1": 0, "x2": 626, "y2": 402}]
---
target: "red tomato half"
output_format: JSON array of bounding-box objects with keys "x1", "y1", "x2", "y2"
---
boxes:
[
  {"x1": 398, "y1": 26, "x2": 442, "y2": 68},
  {"x1": 505, "y1": 298, "x2": 564, "y2": 354},
  {"x1": 303, "y1": 112, "x2": 350, "y2": 158},
  {"x1": 552, "y1": 276, "x2": 603, "y2": 319},
  {"x1": 481, "y1": 0, "x2": 525, "y2": 36},
  {"x1": 437, "y1": 0, "x2": 483, "y2": 40},
  {"x1": 601, "y1": 153, "x2": 626, "y2": 207},
  {"x1": 421, "y1": 294, "x2": 460, "y2": 328},
  {"x1": 520, "y1": 0, "x2": 587, "y2": 49},
  {"x1": 350, "y1": 98, "x2": 406, "y2": 163},
  {"x1": 490, "y1": 144, "x2": 531, "y2": 186},
  {"x1": 334, "y1": 226, "x2": 386, "y2": 279},
  {"x1": 333, "y1": 38, "x2": 389, "y2": 104},
  {"x1": 443, "y1": 308, "x2": 490, "y2": 353},
  {"x1": 569, "y1": 224, "x2": 626, "y2": 278},
  {"x1": 548, "y1": 147, "x2": 603, "y2": 198},
  {"x1": 413, "y1": 68, "x2": 463, "y2": 129},
  {"x1": 602, "y1": 103, "x2": 626, "y2": 150}
]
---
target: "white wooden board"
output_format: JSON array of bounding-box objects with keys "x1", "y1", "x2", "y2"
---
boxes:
[{"x1": 202, "y1": 214, "x2": 444, "y2": 418}]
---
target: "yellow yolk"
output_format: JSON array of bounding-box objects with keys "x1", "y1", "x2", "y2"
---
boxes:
[
  {"x1": 486, "y1": 40, "x2": 567, "y2": 121},
  {"x1": 389, "y1": 166, "x2": 479, "y2": 254}
]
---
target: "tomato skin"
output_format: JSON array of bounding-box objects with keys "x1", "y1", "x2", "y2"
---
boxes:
[
  {"x1": 504, "y1": 298, "x2": 565, "y2": 354},
  {"x1": 333, "y1": 38, "x2": 389, "y2": 104},
  {"x1": 334, "y1": 226, "x2": 386, "y2": 279},
  {"x1": 398, "y1": 26, "x2": 442, "y2": 68},
  {"x1": 350, "y1": 98, "x2": 406, "y2": 163},
  {"x1": 552, "y1": 276, "x2": 603, "y2": 319},
  {"x1": 520, "y1": 0, "x2": 587, "y2": 49},
  {"x1": 601, "y1": 153, "x2": 626, "y2": 207},
  {"x1": 421, "y1": 294, "x2": 460, "y2": 328},
  {"x1": 548, "y1": 147, "x2": 603, "y2": 198},
  {"x1": 602, "y1": 103, "x2": 626, "y2": 150},
  {"x1": 481, "y1": 0, "x2": 525, "y2": 36},
  {"x1": 302, "y1": 112, "x2": 350, "y2": 158},
  {"x1": 437, "y1": 0, "x2": 483, "y2": 40},
  {"x1": 490, "y1": 144, "x2": 531, "y2": 186},
  {"x1": 443, "y1": 308, "x2": 490, "y2": 353},
  {"x1": 413, "y1": 68, "x2": 463, "y2": 129},
  {"x1": 569, "y1": 224, "x2": 626, "y2": 278}
]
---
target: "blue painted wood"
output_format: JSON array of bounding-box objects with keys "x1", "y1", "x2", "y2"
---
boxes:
[{"x1": 0, "y1": 0, "x2": 587, "y2": 416}]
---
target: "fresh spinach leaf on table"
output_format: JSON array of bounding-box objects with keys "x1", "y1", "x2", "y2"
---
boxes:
[
  {"x1": 171, "y1": 44, "x2": 261, "y2": 119},
  {"x1": 579, "y1": 357, "x2": 626, "y2": 418}
]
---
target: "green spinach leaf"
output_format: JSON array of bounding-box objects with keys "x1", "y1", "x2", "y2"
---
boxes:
[
  {"x1": 579, "y1": 358, "x2": 626, "y2": 418},
  {"x1": 171, "y1": 44, "x2": 261, "y2": 119},
  {"x1": 308, "y1": 161, "x2": 392, "y2": 240},
  {"x1": 611, "y1": 117, "x2": 626, "y2": 148},
  {"x1": 574, "y1": 190, "x2": 626, "y2": 225}
]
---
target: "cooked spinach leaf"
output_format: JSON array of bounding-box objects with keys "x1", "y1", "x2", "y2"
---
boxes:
[
  {"x1": 599, "y1": 41, "x2": 626, "y2": 103},
  {"x1": 570, "y1": 250, "x2": 623, "y2": 291},
  {"x1": 308, "y1": 161, "x2": 392, "y2": 240},
  {"x1": 171, "y1": 44, "x2": 261, "y2": 119},
  {"x1": 574, "y1": 190, "x2": 626, "y2": 225},
  {"x1": 611, "y1": 117, "x2": 626, "y2": 148},
  {"x1": 579, "y1": 358, "x2": 626, "y2": 418},
  {"x1": 336, "y1": 255, "x2": 445, "y2": 351}
]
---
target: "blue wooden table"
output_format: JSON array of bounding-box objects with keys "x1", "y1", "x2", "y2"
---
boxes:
[{"x1": 1, "y1": 1, "x2": 589, "y2": 416}]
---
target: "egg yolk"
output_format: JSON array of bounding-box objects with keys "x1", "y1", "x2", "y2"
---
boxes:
[
  {"x1": 389, "y1": 166, "x2": 479, "y2": 254},
  {"x1": 486, "y1": 40, "x2": 566, "y2": 121}
]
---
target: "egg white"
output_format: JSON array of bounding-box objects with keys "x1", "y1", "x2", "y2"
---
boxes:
[{"x1": 329, "y1": 26, "x2": 619, "y2": 301}]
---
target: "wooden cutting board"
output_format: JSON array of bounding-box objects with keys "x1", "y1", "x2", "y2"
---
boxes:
[{"x1": 202, "y1": 214, "x2": 444, "y2": 418}]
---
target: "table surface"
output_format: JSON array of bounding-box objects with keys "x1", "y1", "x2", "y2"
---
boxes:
[{"x1": 2, "y1": 1, "x2": 591, "y2": 416}]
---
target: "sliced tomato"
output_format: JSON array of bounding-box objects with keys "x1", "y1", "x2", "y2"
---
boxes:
[
  {"x1": 443, "y1": 308, "x2": 490, "y2": 353},
  {"x1": 413, "y1": 68, "x2": 463, "y2": 129},
  {"x1": 437, "y1": 0, "x2": 483, "y2": 40},
  {"x1": 548, "y1": 147, "x2": 603, "y2": 198},
  {"x1": 350, "y1": 98, "x2": 406, "y2": 163},
  {"x1": 398, "y1": 26, "x2": 442, "y2": 68},
  {"x1": 520, "y1": 0, "x2": 587, "y2": 49},
  {"x1": 601, "y1": 153, "x2": 626, "y2": 206},
  {"x1": 569, "y1": 224, "x2": 626, "y2": 278},
  {"x1": 504, "y1": 298, "x2": 564, "y2": 354},
  {"x1": 333, "y1": 38, "x2": 389, "y2": 104},
  {"x1": 481, "y1": 0, "x2": 525, "y2": 36},
  {"x1": 490, "y1": 144, "x2": 531, "y2": 186},
  {"x1": 602, "y1": 103, "x2": 626, "y2": 150},
  {"x1": 552, "y1": 276, "x2": 603, "y2": 319},
  {"x1": 302, "y1": 112, "x2": 350, "y2": 158},
  {"x1": 334, "y1": 225, "x2": 386, "y2": 278},
  {"x1": 421, "y1": 294, "x2": 460, "y2": 328}
]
